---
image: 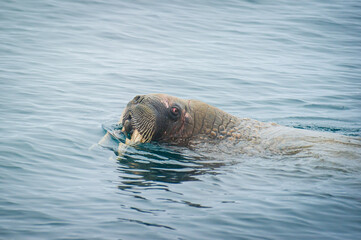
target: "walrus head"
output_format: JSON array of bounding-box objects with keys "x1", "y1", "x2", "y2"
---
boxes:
[
  {"x1": 118, "y1": 93, "x2": 240, "y2": 147},
  {"x1": 120, "y1": 94, "x2": 195, "y2": 145}
]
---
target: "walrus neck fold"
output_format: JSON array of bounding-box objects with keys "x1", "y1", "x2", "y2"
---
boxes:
[{"x1": 187, "y1": 100, "x2": 241, "y2": 142}]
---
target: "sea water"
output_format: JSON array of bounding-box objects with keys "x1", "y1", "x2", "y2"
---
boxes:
[{"x1": 1, "y1": 0, "x2": 360, "y2": 239}]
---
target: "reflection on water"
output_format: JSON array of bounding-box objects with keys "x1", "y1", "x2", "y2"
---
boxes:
[
  {"x1": 117, "y1": 145, "x2": 225, "y2": 186},
  {"x1": 101, "y1": 122, "x2": 227, "y2": 187}
]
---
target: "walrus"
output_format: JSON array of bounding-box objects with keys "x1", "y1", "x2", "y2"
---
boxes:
[{"x1": 100, "y1": 94, "x2": 361, "y2": 158}]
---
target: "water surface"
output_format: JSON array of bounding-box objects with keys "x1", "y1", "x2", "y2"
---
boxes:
[{"x1": 1, "y1": 0, "x2": 361, "y2": 239}]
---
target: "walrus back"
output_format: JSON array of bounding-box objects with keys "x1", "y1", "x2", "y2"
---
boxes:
[{"x1": 234, "y1": 119, "x2": 361, "y2": 159}]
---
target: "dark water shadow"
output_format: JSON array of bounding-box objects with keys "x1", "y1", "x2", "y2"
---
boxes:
[
  {"x1": 116, "y1": 143, "x2": 226, "y2": 187},
  {"x1": 100, "y1": 121, "x2": 228, "y2": 190}
]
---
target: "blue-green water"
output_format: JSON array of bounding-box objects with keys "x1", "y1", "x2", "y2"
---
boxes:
[{"x1": 1, "y1": 0, "x2": 361, "y2": 239}]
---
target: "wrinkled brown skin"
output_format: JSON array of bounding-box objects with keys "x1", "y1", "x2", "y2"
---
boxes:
[
  {"x1": 118, "y1": 94, "x2": 361, "y2": 157},
  {"x1": 120, "y1": 94, "x2": 242, "y2": 145}
]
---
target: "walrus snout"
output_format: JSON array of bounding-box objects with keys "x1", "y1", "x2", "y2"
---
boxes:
[
  {"x1": 119, "y1": 97, "x2": 160, "y2": 144},
  {"x1": 123, "y1": 118, "x2": 133, "y2": 136}
]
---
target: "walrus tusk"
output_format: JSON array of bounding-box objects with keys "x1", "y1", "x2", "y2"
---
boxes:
[
  {"x1": 125, "y1": 129, "x2": 146, "y2": 145},
  {"x1": 118, "y1": 129, "x2": 146, "y2": 156}
]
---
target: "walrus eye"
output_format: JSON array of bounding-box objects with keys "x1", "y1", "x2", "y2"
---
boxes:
[{"x1": 169, "y1": 105, "x2": 181, "y2": 120}]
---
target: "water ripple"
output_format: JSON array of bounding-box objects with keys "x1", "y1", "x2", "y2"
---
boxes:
[{"x1": 1, "y1": 0, "x2": 361, "y2": 239}]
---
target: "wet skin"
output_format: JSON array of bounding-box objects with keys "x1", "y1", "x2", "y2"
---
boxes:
[
  {"x1": 99, "y1": 93, "x2": 361, "y2": 158},
  {"x1": 119, "y1": 93, "x2": 244, "y2": 146}
]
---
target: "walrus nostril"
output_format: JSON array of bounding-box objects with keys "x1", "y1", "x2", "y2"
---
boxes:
[{"x1": 133, "y1": 95, "x2": 144, "y2": 104}]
